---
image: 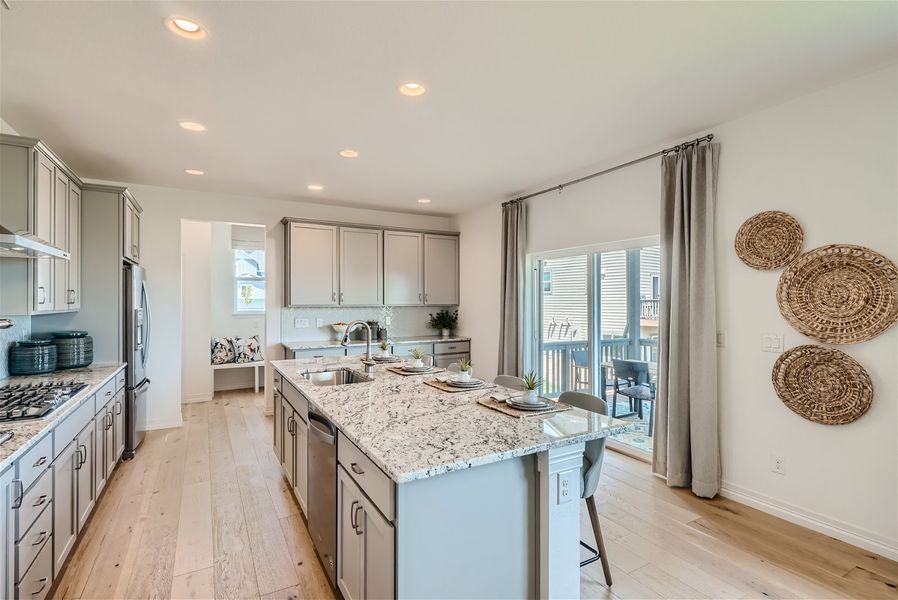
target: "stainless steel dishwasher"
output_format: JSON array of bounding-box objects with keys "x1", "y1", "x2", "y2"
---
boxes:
[{"x1": 307, "y1": 406, "x2": 337, "y2": 586}]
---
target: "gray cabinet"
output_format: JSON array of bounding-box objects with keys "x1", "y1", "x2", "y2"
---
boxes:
[
  {"x1": 339, "y1": 227, "x2": 382, "y2": 306},
  {"x1": 286, "y1": 222, "x2": 338, "y2": 306},
  {"x1": 283, "y1": 402, "x2": 296, "y2": 490},
  {"x1": 292, "y1": 416, "x2": 309, "y2": 515},
  {"x1": 423, "y1": 234, "x2": 459, "y2": 305},
  {"x1": 33, "y1": 150, "x2": 55, "y2": 314},
  {"x1": 113, "y1": 391, "x2": 125, "y2": 462},
  {"x1": 273, "y1": 389, "x2": 283, "y2": 464},
  {"x1": 280, "y1": 384, "x2": 309, "y2": 515},
  {"x1": 75, "y1": 423, "x2": 95, "y2": 532},
  {"x1": 383, "y1": 231, "x2": 423, "y2": 306},
  {"x1": 52, "y1": 441, "x2": 78, "y2": 574},
  {"x1": 123, "y1": 194, "x2": 142, "y2": 264},
  {"x1": 1, "y1": 466, "x2": 14, "y2": 600},
  {"x1": 51, "y1": 168, "x2": 70, "y2": 310},
  {"x1": 66, "y1": 184, "x2": 82, "y2": 310},
  {"x1": 337, "y1": 467, "x2": 364, "y2": 600},
  {"x1": 94, "y1": 410, "x2": 107, "y2": 497}
]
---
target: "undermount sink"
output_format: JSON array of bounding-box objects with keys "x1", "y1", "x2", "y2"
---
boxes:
[{"x1": 300, "y1": 368, "x2": 373, "y2": 386}]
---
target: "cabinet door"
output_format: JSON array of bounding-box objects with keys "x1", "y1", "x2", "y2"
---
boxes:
[
  {"x1": 362, "y1": 496, "x2": 395, "y2": 600},
  {"x1": 287, "y1": 223, "x2": 337, "y2": 306},
  {"x1": 337, "y1": 468, "x2": 364, "y2": 600},
  {"x1": 0, "y1": 467, "x2": 14, "y2": 600},
  {"x1": 52, "y1": 168, "x2": 70, "y2": 310},
  {"x1": 113, "y1": 392, "x2": 125, "y2": 462},
  {"x1": 123, "y1": 200, "x2": 134, "y2": 262},
  {"x1": 105, "y1": 405, "x2": 116, "y2": 477},
  {"x1": 339, "y1": 227, "x2": 382, "y2": 306},
  {"x1": 292, "y1": 416, "x2": 308, "y2": 515},
  {"x1": 273, "y1": 391, "x2": 283, "y2": 464},
  {"x1": 131, "y1": 210, "x2": 141, "y2": 264},
  {"x1": 423, "y1": 234, "x2": 459, "y2": 305},
  {"x1": 94, "y1": 415, "x2": 106, "y2": 496},
  {"x1": 33, "y1": 151, "x2": 54, "y2": 312},
  {"x1": 383, "y1": 231, "x2": 423, "y2": 305},
  {"x1": 53, "y1": 440, "x2": 78, "y2": 574},
  {"x1": 283, "y1": 406, "x2": 295, "y2": 487},
  {"x1": 75, "y1": 423, "x2": 95, "y2": 532},
  {"x1": 66, "y1": 184, "x2": 81, "y2": 310}
]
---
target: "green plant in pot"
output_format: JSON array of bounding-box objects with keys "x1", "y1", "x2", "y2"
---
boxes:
[
  {"x1": 378, "y1": 340, "x2": 391, "y2": 357},
  {"x1": 456, "y1": 357, "x2": 473, "y2": 382},
  {"x1": 428, "y1": 309, "x2": 458, "y2": 338},
  {"x1": 521, "y1": 371, "x2": 542, "y2": 404},
  {"x1": 408, "y1": 348, "x2": 425, "y2": 368}
]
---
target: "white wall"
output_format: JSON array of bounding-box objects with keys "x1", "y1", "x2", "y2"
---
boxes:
[
  {"x1": 452, "y1": 66, "x2": 898, "y2": 558},
  {"x1": 0, "y1": 118, "x2": 18, "y2": 134},
  {"x1": 180, "y1": 220, "x2": 213, "y2": 402},
  {"x1": 120, "y1": 183, "x2": 451, "y2": 429}
]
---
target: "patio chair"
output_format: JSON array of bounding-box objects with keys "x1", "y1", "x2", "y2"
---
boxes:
[
  {"x1": 610, "y1": 359, "x2": 655, "y2": 435},
  {"x1": 572, "y1": 349, "x2": 590, "y2": 390},
  {"x1": 558, "y1": 391, "x2": 613, "y2": 586}
]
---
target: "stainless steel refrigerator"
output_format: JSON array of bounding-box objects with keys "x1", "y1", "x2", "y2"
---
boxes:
[{"x1": 123, "y1": 264, "x2": 151, "y2": 458}]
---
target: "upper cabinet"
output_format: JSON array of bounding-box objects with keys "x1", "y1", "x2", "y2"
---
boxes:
[
  {"x1": 0, "y1": 135, "x2": 82, "y2": 315},
  {"x1": 284, "y1": 219, "x2": 459, "y2": 307},
  {"x1": 122, "y1": 192, "x2": 142, "y2": 264}
]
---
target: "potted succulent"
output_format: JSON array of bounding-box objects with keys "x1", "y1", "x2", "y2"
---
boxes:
[
  {"x1": 378, "y1": 341, "x2": 391, "y2": 357},
  {"x1": 521, "y1": 371, "x2": 543, "y2": 404},
  {"x1": 408, "y1": 348, "x2": 425, "y2": 368},
  {"x1": 428, "y1": 309, "x2": 459, "y2": 338},
  {"x1": 456, "y1": 358, "x2": 473, "y2": 382}
]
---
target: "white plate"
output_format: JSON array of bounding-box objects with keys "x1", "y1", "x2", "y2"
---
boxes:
[
  {"x1": 373, "y1": 356, "x2": 401, "y2": 363},
  {"x1": 401, "y1": 365, "x2": 432, "y2": 373},
  {"x1": 506, "y1": 398, "x2": 552, "y2": 411},
  {"x1": 447, "y1": 379, "x2": 484, "y2": 388}
]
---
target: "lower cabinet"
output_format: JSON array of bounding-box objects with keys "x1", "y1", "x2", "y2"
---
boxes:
[
  {"x1": 337, "y1": 466, "x2": 394, "y2": 600},
  {"x1": 113, "y1": 391, "x2": 125, "y2": 462},
  {"x1": 273, "y1": 389, "x2": 283, "y2": 464},
  {"x1": 292, "y1": 416, "x2": 308, "y2": 514},
  {"x1": 52, "y1": 441, "x2": 78, "y2": 574},
  {"x1": 1, "y1": 466, "x2": 14, "y2": 599},
  {"x1": 94, "y1": 413, "x2": 107, "y2": 497},
  {"x1": 75, "y1": 423, "x2": 95, "y2": 532},
  {"x1": 283, "y1": 402, "x2": 296, "y2": 489}
]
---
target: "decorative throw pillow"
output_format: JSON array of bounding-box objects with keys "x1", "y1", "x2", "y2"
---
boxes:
[
  {"x1": 233, "y1": 335, "x2": 263, "y2": 363},
  {"x1": 211, "y1": 337, "x2": 236, "y2": 364}
]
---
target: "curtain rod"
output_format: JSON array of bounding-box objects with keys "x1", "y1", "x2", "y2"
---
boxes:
[{"x1": 503, "y1": 133, "x2": 714, "y2": 206}]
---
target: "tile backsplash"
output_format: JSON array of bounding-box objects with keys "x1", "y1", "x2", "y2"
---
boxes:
[
  {"x1": 0, "y1": 315, "x2": 31, "y2": 380},
  {"x1": 281, "y1": 306, "x2": 456, "y2": 342}
]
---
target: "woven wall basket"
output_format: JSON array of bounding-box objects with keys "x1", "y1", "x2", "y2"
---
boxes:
[
  {"x1": 772, "y1": 345, "x2": 873, "y2": 425},
  {"x1": 777, "y1": 244, "x2": 898, "y2": 344},
  {"x1": 735, "y1": 211, "x2": 804, "y2": 270}
]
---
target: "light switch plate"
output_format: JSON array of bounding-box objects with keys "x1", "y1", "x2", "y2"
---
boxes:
[
  {"x1": 295, "y1": 318, "x2": 309, "y2": 328},
  {"x1": 557, "y1": 468, "x2": 576, "y2": 505},
  {"x1": 762, "y1": 334, "x2": 784, "y2": 353},
  {"x1": 716, "y1": 331, "x2": 727, "y2": 348},
  {"x1": 316, "y1": 318, "x2": 324, "y2": 327}
]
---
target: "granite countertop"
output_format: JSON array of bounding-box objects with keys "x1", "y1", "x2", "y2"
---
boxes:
[
  {"x1": 270, "y1": 356, "x2": 631, "y2": 484},
  {"x1": 0, "y1": 363, "x2": 126, "y2": 471},
  {"x1": 282, "y1": 334, "x2": 471, "y2": 352}
]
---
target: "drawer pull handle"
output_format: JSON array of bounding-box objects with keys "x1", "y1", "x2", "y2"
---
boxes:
[
  {"x1": 105, "y1": 390, "x2": 112, "y2": 397},
  {"x1": 33, "y1": 456, "x2": 47, "y2": 467},
  {"x1": 349, "y1": 499, "x2": 358, "y2": 530},
  {"x1": 32, "y1": 530, "x2": 48, "y2": 546},
  {"x1": 32, "y1": 494, "x2": 48, "y2": 507},
  {"x1": 31, "y1": 577, "x2": 49, "y2": 596},
  {"x1": 11, "y1": 479, "x2": 23, "y2": 509},
  {"x1": 353, "y1": 504, "x2": 364, "y2": 535},
  {"x1": 350, "y1": 462, "x2": 364, "y2": 475}
]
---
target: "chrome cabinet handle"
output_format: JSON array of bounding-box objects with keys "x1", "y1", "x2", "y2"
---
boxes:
[
  {"x1": 350, "y1": 462, "x2": 364, "y2": 475},
  {"x1": 424, "y1": 293, "x2": 429, "y2": 303},
  {"x1": 349, "y1": 499, "x2": 358, "y2": 530},
  {"x1": 339, "y1": 292, "x2": 344, "y2": 303},
  {"x1": 331, "y1": 291, "x2": 337, "y2": 302},
  {"x1": 38, "y1": 286, "x2": 46, "y2": 305},
  {"x1": 31, "y1": 577, "x2": 49, "y2": 596},
  {"x1": 115, "y1": 400, "x2": 122, "y2": 415},
  {"x1": 353, "y1": 504, "x2": 364, "y2": 535},
  {"x1": 31, "y1": 530, "x2": 48, "y2": 546},
  {"x1": 33, "y1": 456, "x2": 47, "y2": 467},
  {"x1": 75, "y1": 447, "x2": 82, "y2": 470},
  {"x1": 105, "y1": 389, "x2": 112, "y2": 397},
  {"x1": 11, "y1": 479, "x2": 23, "y2": 509},
  {"x1": 418, "y1": 292, "x2": 422, "y2": 302},
  {"x1": 31, "y1": 494, "x2": 48, "y2": 508}
]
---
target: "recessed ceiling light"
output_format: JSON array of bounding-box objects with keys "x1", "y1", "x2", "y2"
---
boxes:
[
  {"x1": 399, "y1": 81, "x2": 426, "y2": 97},
  {"x1": 185, "y1": 169, "x2": 204, "y2": 176},
  {"x1": 338, "y1": 149, "x2": 359, "y2": 158},
  {"x1": 178, "y1": 121, "x2": 206, "y2": 132},
  {"x1": 167, "y1": 17, "x2": 206, "y2": 39},
  {"x1": 307, "y1": 184, "x2": 324, "y2": 191},
  {"x1": 417, "y1": 198, "x2": 431, "y2": 204}
]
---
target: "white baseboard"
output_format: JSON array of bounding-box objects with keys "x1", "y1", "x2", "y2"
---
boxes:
[
  {"x1": 182, "y1": 393, "x2": 212, "y2": 403},
  {"x1": 144, "y1": 417, "x2": 183, "y2": 431},
  {"x1": 720, "y1": 480, "x2": 898, "y2": 561}
]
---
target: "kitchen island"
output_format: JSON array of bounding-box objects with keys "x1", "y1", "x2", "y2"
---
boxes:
[{"x1": 270, "y1": 356, "x2": 630, "y2": 599}]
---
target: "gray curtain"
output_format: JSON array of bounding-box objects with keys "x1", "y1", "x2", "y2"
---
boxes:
[
  {"x1": 498, "y1": 199, "x2": 527, "y2": 377},
  {"x1": 653, "y1": 142, "x2": 721, "y2": 499}
]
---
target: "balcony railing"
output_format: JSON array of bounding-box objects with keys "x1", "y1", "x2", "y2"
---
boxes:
[
  {"x1": 641, "y1": 298, "x2": 660, "y2": 320},
  {"x1": 540, "y1": 338, "x2": 658, "y2": 396}
]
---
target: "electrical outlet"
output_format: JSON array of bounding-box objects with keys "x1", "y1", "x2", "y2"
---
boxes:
[
  {"x1": 315, "y1": 318, "x2": 324, "y2": 327},
  {"x1": 295, "y1": 318, "x2": 309, "y2": 328},
  {"x1": 557, "y1": 468, "x2": 576, "y2": 505},
  {"x1": 384, "y1": 316, "x2": 392, "y2": 326},
  {"x1": 762, "y1": 334, "x2": 784, "y2": 353},
  {"x1": 716, "y1": 331, "x2": 727, "y2": 348},
  {"x1": 770, "y1": 454, "x2": 786, "y2": 476}
]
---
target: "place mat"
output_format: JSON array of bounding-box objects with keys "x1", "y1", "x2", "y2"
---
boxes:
[
  {"x1": 477, "y1": 396, "x2": 572, "y2": 418},
  {"x1": 386, "y1": 366, "x2": 446, "y2": 377},
  {"x1": 735, "y1": 210, "x2": 804, "y2": 270},
  {"x1": 423, "y1": 378, "x2": 495, "y2": 393}
]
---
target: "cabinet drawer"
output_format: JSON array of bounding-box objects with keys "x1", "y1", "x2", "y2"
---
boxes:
[
  {"x1": 433, "y1": 340, "x2": 470, "y2": 355},
  {"x1": 391, "y1": 343, "x2": 434, "y2": 358},
  {"x1": 17, "y1": 434, "x2": 53, "y2": 492},
  {"x1": 115, "y1": 369, "x2": 126, "y2": 391},
  {"x1": 95, "y1": 379, "x2": 116, "y2": 413},
  {"x1": 16, "y1": 499, "x2": 51, "y2": 582},
  {"x1": 16, "y1": 534, "x2": 52, "y2": 600},
  {"x1": 54, "y1": 396, "x2": 94, "y2": 457},
  {"x1": 282, "y1": 380, "x2": 308, "y2": 423},
  {"x1": 17, "y1": 468, "x2": 53, "y2": 539},
  {"x1": 337, "y1": 432, "x2": 395, "y2": 522},
  {"x1": 293, "y1": 347, "x2": 345, "y2": 359},
  {"x1": 273, "y1": 370, "x2": 283, "y2": 393}
]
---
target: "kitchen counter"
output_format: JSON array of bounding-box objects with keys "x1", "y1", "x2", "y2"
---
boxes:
[
  {"x1": 0, "y1": 363, "x2": 126, "y2": 471},
  {"x1": 271, "y1": 356, "x2": 630, "y2": 483},
  {"x1": 281, "y1": 334, "x2": 470, "y2": 352}
]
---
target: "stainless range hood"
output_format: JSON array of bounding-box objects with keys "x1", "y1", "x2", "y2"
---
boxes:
[{"x1": 0, "y1": 225, "x2": 70, "y2": 259}]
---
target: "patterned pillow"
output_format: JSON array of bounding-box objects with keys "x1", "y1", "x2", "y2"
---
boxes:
[
  {"x1": 211, "y1": 337, "x2": 235, "y2": 364},
  {"x1": 234, "y1": 335, "x2": 263, "y2": 363}
]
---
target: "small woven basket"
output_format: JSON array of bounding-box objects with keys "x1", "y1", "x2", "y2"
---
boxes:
[{"x1": 735, "y1": 211, "x2": 804, "y2": 270}]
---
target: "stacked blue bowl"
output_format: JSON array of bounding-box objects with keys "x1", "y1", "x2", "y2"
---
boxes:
[
  {"x1": 9, "y1": 339, "x2": 57, "y2": 375},
  {"x1": 51, "y1": 331, "x2": 94, "y2": 369}
]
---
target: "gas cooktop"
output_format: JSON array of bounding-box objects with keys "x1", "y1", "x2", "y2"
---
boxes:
[{"x1": 0, "y1": 380, "x2": 88, "y2": 423}]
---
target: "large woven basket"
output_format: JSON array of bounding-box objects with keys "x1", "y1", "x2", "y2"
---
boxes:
[
  {"x1": 772, "y1": 345, "x2": 873, "y2": 425},
  {"x1": 777, "y1": 244, "x2": 898, "y2": 344},
  {"x1": 735, "y1": 211, "x2": 804, "y2": 270}
]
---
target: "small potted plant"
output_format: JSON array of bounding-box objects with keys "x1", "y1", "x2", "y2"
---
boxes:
[
  {"x1": 408, "y1": 348, "x2": 425, "y2": 368},
  {"x1": 378, "y1": 341, "x2": 391, "y2": 357},
  {"x1": 456, "y1": 358, "x2": 473, "y2": 382},
  {"x1": 428, "y1": 309, "x2": 459, "y2": 338},
  {"x1": 521, "y1": 371, "x2": 542, "y2": 404}
]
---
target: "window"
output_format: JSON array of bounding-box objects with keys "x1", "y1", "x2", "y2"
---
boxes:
[
  {"x1": 542, "y1": 269, "x2": 552, "y2": 293},
  {"x1": 234, "y1": 249, "x2": 265, "y2": 313}
]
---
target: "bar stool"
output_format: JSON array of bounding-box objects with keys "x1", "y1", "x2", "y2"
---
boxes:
[{"x1": 558, "y1": 391, "x2": 613, "y2": 586}]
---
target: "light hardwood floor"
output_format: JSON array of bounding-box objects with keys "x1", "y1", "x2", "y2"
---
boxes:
[{"x1": 50, "y1": 390, "x2": 897, "y2": 599}]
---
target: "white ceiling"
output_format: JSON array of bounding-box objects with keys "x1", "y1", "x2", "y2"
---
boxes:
[{"x1": 2, "y1": 2, "x2": 895, "y2": 216}]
